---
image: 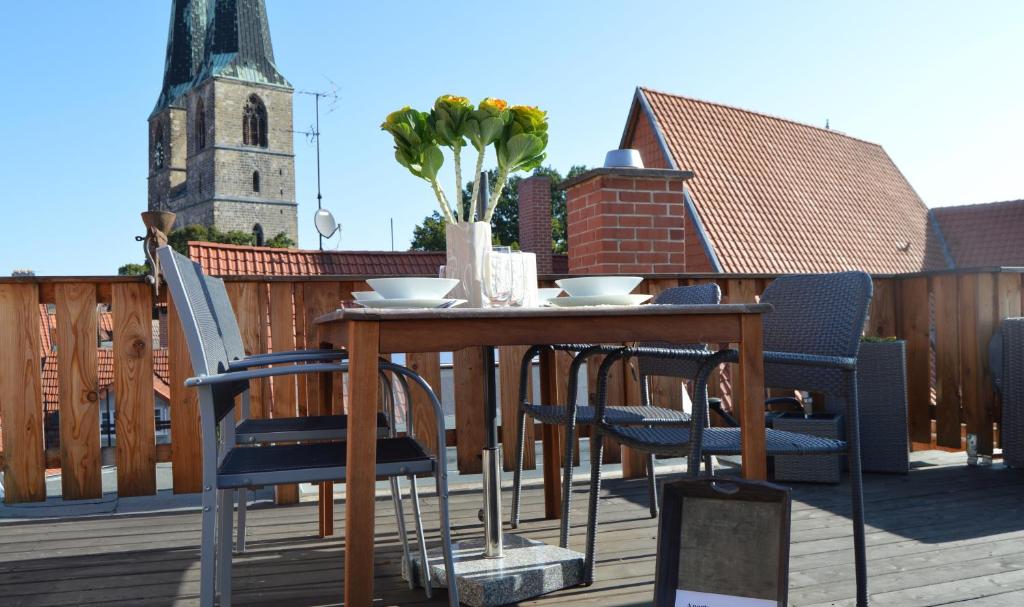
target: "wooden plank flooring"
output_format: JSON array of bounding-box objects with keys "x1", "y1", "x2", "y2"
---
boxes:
[{"x1": 1, "y1": 451, "x2": 1023, "y2": 606}]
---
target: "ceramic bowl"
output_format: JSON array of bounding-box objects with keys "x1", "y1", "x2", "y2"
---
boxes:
[
  {"x1": 366, "y1": 277, "x2": 459, "y2": 300},
  {"x1": 537, "y1": 287, "x2": 563, "y2": 301},
  {"x1": 555, "y1": 276, "x2": 643, "y2": 297},
  {"x1": 352, "y1": 291, "x2": 383, "y2": 301}
]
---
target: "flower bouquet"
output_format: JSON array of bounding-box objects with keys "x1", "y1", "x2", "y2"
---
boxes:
[{"x1": 382, "y1": 96, "x2": 549, "y2": 306}]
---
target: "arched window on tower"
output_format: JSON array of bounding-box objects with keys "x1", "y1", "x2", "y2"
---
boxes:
[
  {"x1": 195, "y1": 98, "x2": 206, "y2": 150},
  {"x1": 253, "y1": 224, "x2": 265, "y2": 247},
  {"x1": 243, "y1": 94, "x2": 268, "y2": 147},
  {"x1": 153, "y1": 122, "x2": 165, "y2": 170},
  {"x1": 252, "y1": 170, "x2": 261, "y2": 193}
]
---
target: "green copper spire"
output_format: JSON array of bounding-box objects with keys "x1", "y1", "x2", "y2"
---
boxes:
[
  {"x1": 153, "y1": 0, "x2": 208, "y2": 113},
  {"x1": 195, "y1": 0, "x2": 291, "y2": 88}
]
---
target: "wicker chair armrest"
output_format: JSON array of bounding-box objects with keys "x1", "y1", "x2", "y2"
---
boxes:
[
  {"x1": 592, "y1": 346, "x2": 737, "y2": 429},
  {"x1": 764, "y1": 351, "x2": 856, "y2": 370}
]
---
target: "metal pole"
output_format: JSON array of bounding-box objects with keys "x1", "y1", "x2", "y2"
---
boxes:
[
  {"x1": 390, "y1": 218, "x2": 394, "y2": 251},
  {"x1": 482, "y1": 345, "x2": 503, "y2": 558},
  {"x1": 315, "y1": 93, "x2": 324, "y2": 251}
]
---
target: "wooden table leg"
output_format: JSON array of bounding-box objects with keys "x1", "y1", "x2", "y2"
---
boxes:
[
  {"x1": 319, "y1": 367, "x2": 335, "y2": 537},
  {"x1": 539, "y1": 348, "x2": 562, "y2": 519},
  {"x1": 319, "y1": 482, "x2": 334, "y2": 536},
  {"x1": 344, "y1": 321, "x2": 380, "y2": 607},
  {"x1": 736, "y1": 314, "x2": 767, "y2": 480}
]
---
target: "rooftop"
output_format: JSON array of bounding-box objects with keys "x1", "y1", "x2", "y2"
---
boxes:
[
  {"x1": 932, "y1": 199, "x2": 1024, "y2": 268},
  {"x1": 627, "y1": 87, "x2": 949, "y2": 274}
]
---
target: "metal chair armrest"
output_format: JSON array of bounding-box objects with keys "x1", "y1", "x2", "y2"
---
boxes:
[
  {"x1": 186, "y1": 362, "x2": 348, "y2": 387},
  {"x1": 228, "y1": 350, "x2": 346, "y2": 370}
]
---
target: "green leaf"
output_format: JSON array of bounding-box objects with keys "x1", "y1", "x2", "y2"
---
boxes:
[{"x1": 420, "y1": 145, "x2": 444, "y2": 181}]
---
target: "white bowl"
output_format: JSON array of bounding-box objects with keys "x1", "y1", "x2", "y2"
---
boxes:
[
  {"x1": 556, "y1": 276, "x2": 642, "y2": 297},
  {"x1": 366, "y1": 277, "x2": 459, "y2": 300},
  {"x1": 352, "y1": 291, "x2": 383, "y2": 301},
  {"x1": 537, "y1": 287, "x2": 563, "y2": 301}
]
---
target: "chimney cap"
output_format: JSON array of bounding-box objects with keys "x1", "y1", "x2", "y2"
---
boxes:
[{"x1": 604, "y1": 149, "x2": 645, "y2": 169}]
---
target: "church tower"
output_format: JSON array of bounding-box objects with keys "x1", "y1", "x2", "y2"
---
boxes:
[{"x1": 148, "y1": 0, "x2": 298, "y2": 244}]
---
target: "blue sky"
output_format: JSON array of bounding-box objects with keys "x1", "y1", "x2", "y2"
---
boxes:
[{"x1": 0, "y1": 1, "x2": 1020, "y2": 275}]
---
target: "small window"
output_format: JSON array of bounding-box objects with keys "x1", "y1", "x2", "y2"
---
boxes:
[
  {"x1": 252, "y1": 170, "x2": 261, "y2": 193},
  {"x1": 195, "y1": 98, "x2": 206, "y2": 150},
  {"x1": 253, "y1": 223, "x2": 265, "y2": 247}
]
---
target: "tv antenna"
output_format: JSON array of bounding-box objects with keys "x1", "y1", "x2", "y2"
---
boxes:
[{"x1": 294, "y1": 79, "x2": 341, "y2": 249}]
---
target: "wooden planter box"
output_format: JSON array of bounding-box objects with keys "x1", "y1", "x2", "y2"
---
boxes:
[{"x1": 856, "y1": 340, "x2": 910, "y2": 474}]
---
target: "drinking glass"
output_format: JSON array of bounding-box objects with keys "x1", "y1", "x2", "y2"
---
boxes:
[
  {"x1": 484, "y1": 246, "x2": 512, "y2": 307},
  {"x1": 509, "y1": 251, "x2": 527, "y2": 307}
]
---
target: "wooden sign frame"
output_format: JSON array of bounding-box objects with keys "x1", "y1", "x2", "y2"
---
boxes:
[{"x1": 654, "y1": 477, "x2": 792, "y2": 607}]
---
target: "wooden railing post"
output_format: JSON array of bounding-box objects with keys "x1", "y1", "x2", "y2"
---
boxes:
[
  {"x1": 113, "y1": 282, "x2": 157, "y2": 497},
  {"x1": 0, "y1": 283, "x2": 46, "y2": 503},
  {"x1": 898, "y1": 276, "x2": 932, "y2": 445},
  {"x1": 55, "y1": 283, "x2": 102, "y2": 500},
  {"x1": 933, "y1": 274, "x2": 962, "y2": 448}
]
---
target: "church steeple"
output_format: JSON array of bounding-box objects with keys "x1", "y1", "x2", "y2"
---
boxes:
[
  {"x1": 153, "y1": 0, "x2": 208, "y2": 114},
  {"x1": 195, "y1": 0, "x2": 290, "y2": 88}
]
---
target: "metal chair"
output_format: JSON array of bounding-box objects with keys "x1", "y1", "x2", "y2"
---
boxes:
[
  {"x1": 584, "y1": 271, "x2": 872, "y2": 607},
  {"x1": 510, "y1": 283, "x2": 721, "y2": 545},
  {"x1": 200, "y1": 273, "x2": 391, "y2": 551},
  {"x1": 158, "y1": 246, "x2": 459, "y2": 607}
]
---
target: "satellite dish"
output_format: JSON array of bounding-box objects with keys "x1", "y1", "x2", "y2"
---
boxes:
[{"x1": 314, "y1": 208, "x2": 340, "y2": 238}]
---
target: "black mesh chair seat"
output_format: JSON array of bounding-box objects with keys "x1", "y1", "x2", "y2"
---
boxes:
[
  {"x1": 606, "y1": 425, "x2": 847, "y2": 458},
  {"x1": 525, "y1": 404, "x2": 691, "y2": 426},
  {"x1": 235, "y1": 413, "x2": 390, "y2": 444},
  {"x1": 217, "y1": 437, "x2": 434, "y2": 489}
]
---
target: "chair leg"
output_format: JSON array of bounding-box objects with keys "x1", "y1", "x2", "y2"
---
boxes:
[
  {"x1": 646, "y1": 452, "x2": 659, "y2": 518},
  {"x1": 409, "y1": 474, "x2": 433, "y2": 599},
  {"x1": 583, "y1": 429, "x2": 606, "y2": 586},
  {"x1": 703, "y1": 454, "x2": 715, "y2": 476},
  {"x1": 434, "y1": 468, "x2": 460, "y2": 607},
  {"x1": 199, "y1": 485, "x2": 217, "y2": 607},
  {"x1": 235, "y1": 489, "x2": 247, "y2": 553},
  {"x1": 216, "y1": 489, "x2": 233, "y2": 606},
  {"x1": 559, "y1": 418, "x2": 578, "y2": 548},
  {"x1": 511, "y1": 410, "x2": 528, "y2": 528},
  {"x1": 389, "y1": 476, "x2": 414, "y2": 590},
  {"x1": 845, "y1": 380, "x2": 869, "y2": 607}
]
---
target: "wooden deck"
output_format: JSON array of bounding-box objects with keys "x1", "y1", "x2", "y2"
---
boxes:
[{"x1": 2, "y1": 450, "x2": 1023, "y2": 606}]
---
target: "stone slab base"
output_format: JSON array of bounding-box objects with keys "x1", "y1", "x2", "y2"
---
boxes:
[{"x1": 404, "y1": 533, "x2": 584, "y2": 607}]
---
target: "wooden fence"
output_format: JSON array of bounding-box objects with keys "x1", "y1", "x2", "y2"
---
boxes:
[{"x1": 0, "y1": 268, "x2": 1021, "y2": 504}]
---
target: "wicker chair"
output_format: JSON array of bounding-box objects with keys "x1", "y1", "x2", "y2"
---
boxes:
[
  {"x1": 584, "y1": 271, "x2": 873, "y2": 607},
  {"x1": 159, "y1": 246, "x2": 459, "y2": 607},
  {"x1": 510, "y1": 283, "x2": 721, "y2": 546},
  {"x1": 993, "y1": 317, "x2": 1024, "y2": 468}
]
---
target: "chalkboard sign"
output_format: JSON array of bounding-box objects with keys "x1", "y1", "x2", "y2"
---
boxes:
[{"x1": 653, "y1": 478, "x2": 791, "y2": 607}]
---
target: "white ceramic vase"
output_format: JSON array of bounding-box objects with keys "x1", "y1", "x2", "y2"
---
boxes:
[
  {"x1": 445, "y1": 221, "x2": 492, "y2": 308},
  {"x1": 444, "y1": 221, "x2": 541, "y2": 308}
]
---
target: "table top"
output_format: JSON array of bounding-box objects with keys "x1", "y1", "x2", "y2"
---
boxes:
[{"x1": 314, "y1": 303, "x2": 771, "y2": 324}]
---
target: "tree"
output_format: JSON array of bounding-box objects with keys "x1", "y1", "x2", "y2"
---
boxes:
[
  {"x1": 118, "y1": 224, "x2": 296, "y2": 272},
  {"x1": 409, "y1": 164, "x2": 587, "y2": 252},
  {"x1": 118, "y1": 263, "x2": 149, "y2": 276}
]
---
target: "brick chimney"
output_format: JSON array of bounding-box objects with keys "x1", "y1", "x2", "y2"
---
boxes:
[
  {"x1": 564, "y1": 168, "x2": 696, "y2": 274},
  {"x1": 517, "y1": 174, "x2": 553, "y2": 274}
]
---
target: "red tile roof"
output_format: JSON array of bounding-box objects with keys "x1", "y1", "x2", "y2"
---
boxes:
[
  {"x1": 39, "y1": 304, "x2": 55, "y2": 357},
  {"x1": 188, "y1": 241, "x2": 447, "y2": 277},
  {"x1": 931, "y1": 200, "x2": 1024, "y2": 269},
  {"x1": 42, "y1": 348, "x2": 170, "y2": 413},
  {"x1": 627, "y1": 87, "x2": 948, "y2": 274}
]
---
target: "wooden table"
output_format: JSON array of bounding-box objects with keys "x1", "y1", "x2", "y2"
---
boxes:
[{"x1": 316, "y1": 303, "x2": 769, "y2": 607}]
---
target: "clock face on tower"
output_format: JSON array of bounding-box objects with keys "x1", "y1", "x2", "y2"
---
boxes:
[{"x1": 154, "y1": 141, "x2": 165, "y2": 170}]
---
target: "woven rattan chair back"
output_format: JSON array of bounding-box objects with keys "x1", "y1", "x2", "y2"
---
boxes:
[
  {"x1": 760, "y1": 271, "x2": 872, "y2": 359},
  {"x1": 638, "y1": 283, "x2": 722, "y2": 379}
]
